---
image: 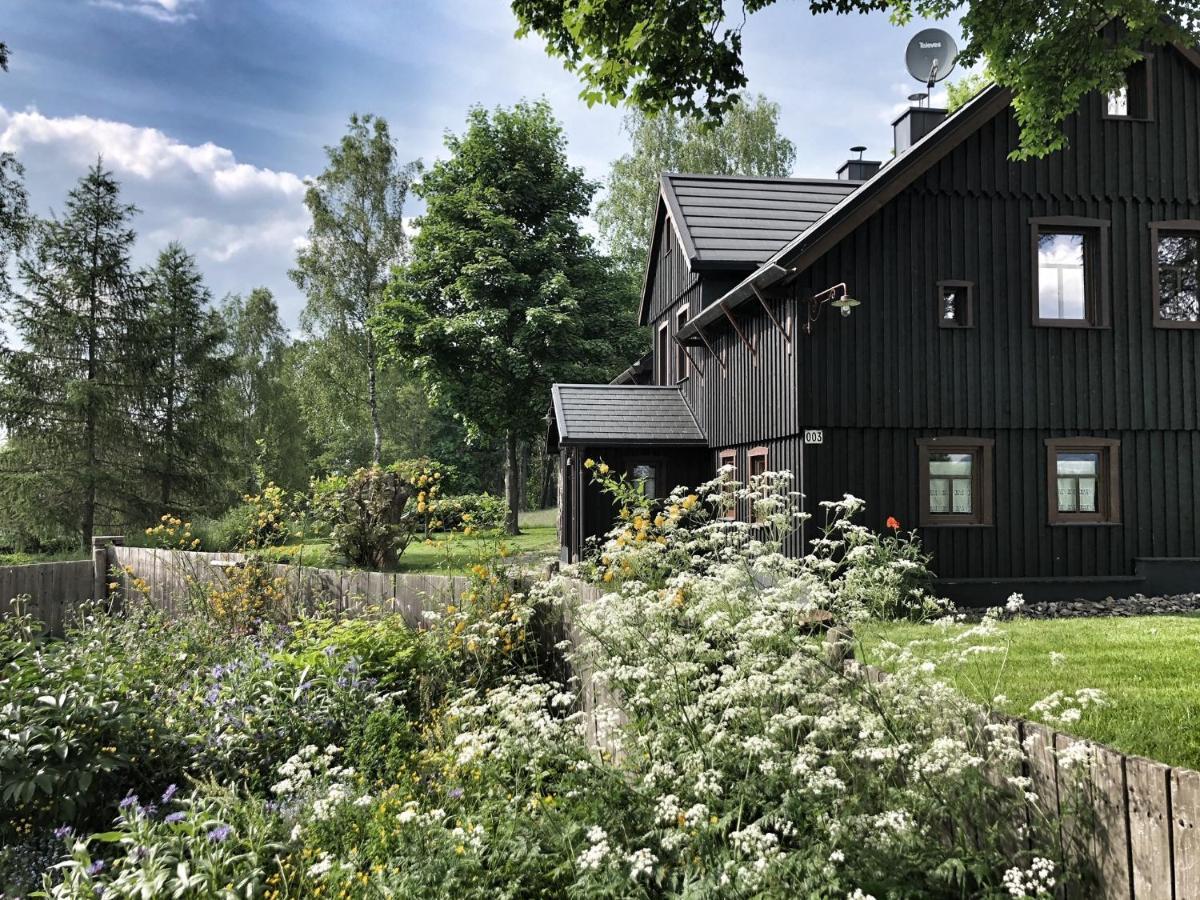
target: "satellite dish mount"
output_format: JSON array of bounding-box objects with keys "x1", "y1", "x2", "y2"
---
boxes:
[{"x1": 905, "y1": 28, "x2": 959, "y2": 90}]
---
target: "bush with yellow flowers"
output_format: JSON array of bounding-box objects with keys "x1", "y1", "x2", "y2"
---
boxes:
[
  {"x1": 205, "y1": 556, "x2": 291, "y2": 634},
  {"x1": 311, "y1": 461, "x2": 445, "y2": 569},
  {"x1": 144, "y1": 514, "x2": 202, "y2": 552}
]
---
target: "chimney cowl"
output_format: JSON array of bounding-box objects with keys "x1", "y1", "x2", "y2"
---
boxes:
[
  {"x1": 893, "y1": 106, "x2": 948, "y2": 155},
  {"x1": 837, "y1": 145, "x2": 882, "y2": 181}
]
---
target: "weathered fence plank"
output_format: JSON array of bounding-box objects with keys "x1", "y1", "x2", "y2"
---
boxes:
[
  {"x1": 1173, "y1": 768, "x2": 1200, "y2": 900},
  {"x1": 0, "y1": 559, "x2": 96, "y2": 634},
  {"x1": 1127, "y1": 756, "x2": 1174, "y2": 899},
  {"x1": 1056, "y1": 733, "x2": 1133, "y2": 900}
]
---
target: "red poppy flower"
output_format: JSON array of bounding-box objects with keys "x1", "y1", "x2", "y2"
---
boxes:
[{"x1": 886, "y1": 516, "x2": 901, "y2": 531}]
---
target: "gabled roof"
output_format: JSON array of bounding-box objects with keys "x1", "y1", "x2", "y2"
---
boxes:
[
  {"x1": 680, "y1": 36, "x2": 1200, "y2": 341},
  {"x1": 661, "y1": 173, "x2": 862, "y2": 268},
  {"x1": 639, "y1": 173, "x2": 861, "y2": 325},
  {"x1": 678, "y1": 83, "x2": 1014, "y2": 341},
  {"x1": 549, "y1": 384, "x2": 707, "y2": 449}
]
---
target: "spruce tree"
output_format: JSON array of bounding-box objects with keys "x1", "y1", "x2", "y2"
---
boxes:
[
  {"x1": 136, "y1": 243, "x2": 234, "y2": 516},
  {"x1": 0, "y1": 162, "x2": 145, "y2": 549}
]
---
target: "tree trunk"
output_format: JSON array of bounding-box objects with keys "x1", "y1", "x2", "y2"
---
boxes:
[
  {"x1": 366, "y1": 331, "x2": 383, "y2": 466},
  {"x1": 539, "y1": 456, "x2": 554, "y2": 509},
  {"x1": 518, "y1": 440, "x2": 530, "y2": 512},
  {"x1": 504, "y1": 430, "x2": 521, "y2": 535}
]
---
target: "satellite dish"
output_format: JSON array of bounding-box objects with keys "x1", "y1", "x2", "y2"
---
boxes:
[{"x1": 905, "y1": 28, "x2": 958, "y2": 88}]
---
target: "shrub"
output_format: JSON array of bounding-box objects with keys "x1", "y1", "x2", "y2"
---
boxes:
[
  {"x1": 433, "y1": 493, "x2": 506, "y2": 531},
  {"x1": 199, "y1": 484, "x2": 294, "y2": 552},
  {"x1": 313, "y1": 462, "x2": 444, "y2": 569}
]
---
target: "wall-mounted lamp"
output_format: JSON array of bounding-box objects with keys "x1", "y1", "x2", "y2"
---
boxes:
[{"x1": 803, "y1": 282, "x2": 861, "y2": 334}]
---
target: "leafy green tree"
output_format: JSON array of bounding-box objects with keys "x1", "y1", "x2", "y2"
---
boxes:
[
  {"x1": 945, "y1": 70, "x2": 993, "y2": 112},
  {"x1": 290, "y1": 114, "x2": 421, "y2": 467},
  {"x1": 0, "y1": 163, "x2": 145, "y2": 549},
  {"x1": 222, "y1": 288, "x2": 308, "y2": 493},
  {"x1": 597, "y1": 94, "x2": 795, "y2": 275},
  {"x1": 511, "y1": 0, "x2": 1197, "y2": 158},
  {"x1": 136, "y1": 243, "x2": 235, "y2": 516},
  {"x1": 376, "y1": 100, "x2": 643, "y2": 534}
]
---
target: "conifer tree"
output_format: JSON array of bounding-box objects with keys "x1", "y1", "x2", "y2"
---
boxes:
[
  {"x1": 137, "y1": 243, "x2": 234, "y2": 515},
  {"x1": 0, "y1": 162, "x2": 145, "y2": 549}
]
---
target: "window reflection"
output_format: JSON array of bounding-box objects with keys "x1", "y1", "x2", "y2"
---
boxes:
[{"x1": 1038, "y1": 232, "x2": 1087, "y2": 320}]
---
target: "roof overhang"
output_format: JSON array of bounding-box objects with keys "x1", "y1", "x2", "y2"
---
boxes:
[{"x1": 548, "y1": 383, "x2": 708, "y2": 452}]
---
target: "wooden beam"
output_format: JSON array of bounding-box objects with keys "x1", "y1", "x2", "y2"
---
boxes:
[
  {"x1": 752, "y1": 284, "x2": 791, "y2": 349},
  {"x1": 721, "y1": 304, "x2": 755, "y2": 354}
]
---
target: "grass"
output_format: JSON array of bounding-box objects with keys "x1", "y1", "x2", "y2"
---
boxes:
[
  {"x1": 259, "y1": 511, "x2": 559, "y2": 575},
  {"x1": 860, "y1": 615, "x2": 1200, "y2": 769},
  {"x1": 0, "y1": 549, "x2": 88, "y2": 566}
]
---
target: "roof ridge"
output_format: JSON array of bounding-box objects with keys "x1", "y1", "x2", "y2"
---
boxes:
[{"x1": 662, "y1": 171, "x2": 862, "y2": 186}]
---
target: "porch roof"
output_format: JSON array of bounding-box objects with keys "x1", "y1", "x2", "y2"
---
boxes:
[{"x1": 548, "y1": 384, "x2": 708, "y2": 449}]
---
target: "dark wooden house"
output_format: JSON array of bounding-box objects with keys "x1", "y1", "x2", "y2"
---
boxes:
[{"x1": 549, "y1": 40, "x2": 1200, "y2": 603}]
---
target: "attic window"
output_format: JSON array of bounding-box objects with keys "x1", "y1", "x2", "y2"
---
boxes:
[
  {"x1": 1105, "y1": 57, "x2": 1152, "y2": 120},
  {"x1": 675, "y1": 307, "x2": 689, "y2": 379},
  {"x1": 938, "y1": 281, "x2": 974, "y2": 328}
]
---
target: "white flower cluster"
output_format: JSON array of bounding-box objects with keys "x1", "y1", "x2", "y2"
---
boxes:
[
  {"x1": 1029, "y1": 688, "x2": 1108, "y2": 726},
  {"x1": 1002, "y1": 857, "x2": 1057, "y2": 897}
]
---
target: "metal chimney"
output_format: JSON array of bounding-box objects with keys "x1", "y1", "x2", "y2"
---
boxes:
[{"x1": 837, "y1": 146, "x2": 882, "y2": 181}]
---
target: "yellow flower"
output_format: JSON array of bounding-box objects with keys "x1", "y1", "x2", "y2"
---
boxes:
[
  {"x1": 682, "y1": 494, "x2": 699, "y2": 510},
  {"x1": 584, "y1": 458, "x2": 595, "y2": 469},
  {"x1": 598, "y1": 463, "x2": 610, "y2": 474}
]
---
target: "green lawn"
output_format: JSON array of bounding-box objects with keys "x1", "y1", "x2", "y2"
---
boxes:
[{"x1": 860, "y1": 614, "x2": 1200, "y2": 770}]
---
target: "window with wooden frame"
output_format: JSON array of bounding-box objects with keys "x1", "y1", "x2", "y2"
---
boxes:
[
  {"x1": 1151, "y1": 221, "x2": 1200, "y2": 327},
  {"x1": 675, "y1": 306, "x2": 689, "y2": 380},
  {"x1": 656, "y1": 322, "x2": 669, "y2": 385},
  {"x1": 748, "y1": 446, "x2": 768, "y2": 522},
  {"x1": 1104, "y1": 56, "x2": 1152, "y2": 120},
  {"x1": 938, "y1": 280, "x2": 974, "y2": 328},
  {"x1": 1031, "y1": 217, "x2": 1110, "y2": 328},
  {"x1": 1045, "y1": 438, "x2": 1121, "y2": 525},
  {"x1": 718, "y1": 449, "x2": 737, "y2": 520},
  {"x1": 917, "y1": 437, "x2": 994, "y2": 526}
]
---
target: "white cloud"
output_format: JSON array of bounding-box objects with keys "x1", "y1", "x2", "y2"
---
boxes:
[
  {"x1": 0, "y1": 106, "x2": 305, "y2": 199},
  {"x1": 90, "y1": 0, "x2": 201, "y2": 24}
]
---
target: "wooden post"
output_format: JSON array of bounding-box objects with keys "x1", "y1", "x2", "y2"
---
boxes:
[{"x1": 92, "y1": 535, "x2": 124, "y2": 605}]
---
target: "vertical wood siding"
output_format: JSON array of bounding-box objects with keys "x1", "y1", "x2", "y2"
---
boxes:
[{"x1": 644, "y1": 44, "x2": 1200, "y2": 582}]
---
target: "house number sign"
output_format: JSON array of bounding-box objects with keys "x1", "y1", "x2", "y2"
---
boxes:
[{"x1": 804, "y1": 430, "x2": 824, "y2": 445}]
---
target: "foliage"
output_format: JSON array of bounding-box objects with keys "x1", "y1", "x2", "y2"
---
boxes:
[
  {"x1": 432, "y1": 493, "x2": 507, "y2": 532},
  {"x1": 596, "y1": 95, "x2": 796, "y2": 275},
  {"x1": 136, "y1": 242, "x2": 235, "y2": 517},
  {"x1": 291, "y1": 113, "x2": 421, "y2": 467},
  {"x1": 205, "y1": 557, "x2": 291, "y2": 635},
  {"x1": 0, "y1": 163, "x2": 146, "y2": 549},
  {"x1": 221, "y1": 288, "x2": 310, "y2": 494},
  {"x1": 511, "y1": 0, "x2": 1199, "y2": 158},
  {"x1": 0, "y1": 149, "x2": 30, "y2": 302},
  {"x1": 313, "y1": 463, "x2": 442, "y2": 568},
  {"x1": 376, "y1": 99, "x2": 644, "y2": 534},
  {"x1": 3, "y1": 472, "x2": 1107, "y2": 897},
  {"x1": 946, "y1": 70, "x2": 993, "y2": 112}
]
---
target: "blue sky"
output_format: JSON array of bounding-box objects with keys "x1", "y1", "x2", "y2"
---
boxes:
[{"x1": 0, "y1": 0, "x2": 960, "y2": 326}]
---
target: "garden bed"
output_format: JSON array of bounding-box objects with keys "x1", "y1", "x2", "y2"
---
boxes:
[{"x1": 861, "y1": 613, "x2": 1200, "y2": 769}]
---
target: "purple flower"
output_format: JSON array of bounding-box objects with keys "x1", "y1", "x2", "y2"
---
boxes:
[
  {"x1": 53, "y1": 825, "x2": 73, "y2": 840},
  {"x1": 86, "y1": 860, "x2": 105, "y2": 876},
  {"x1": 208, "y1": 825, "x2": 232, "y2": 843},
  {"x1": 161, "y1": 783, "x2": 178, "y2": 803},
  {"x1": 118, "y1": 794, "x2": 139, "y2": 810},
  {"x1": 449, "y1": 788, "x2": 464, "y2": 800},
  {"x1": 165, "y1": 812, "x2": 186, "y2": 825}
]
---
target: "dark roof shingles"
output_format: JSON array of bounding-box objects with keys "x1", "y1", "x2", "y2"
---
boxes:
[
  {"x1": 552, "y1": 385, "x2": 706, "y2": 446},
  {"x1": 664, "y1": 174, "x2": 860, "y2": 265}
]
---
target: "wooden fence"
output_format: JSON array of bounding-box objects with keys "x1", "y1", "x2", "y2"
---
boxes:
[
  {"x1": 0, "y1": 559, "x2": 95, "y2": 634},
  {"x1": 109, "y1": 545, "x2": 472, "y2": 630},
  {"x1": 1, "y1": 548, "x2": 1197, "y2": 897},
  {"x1": 849, "y1": 661, "x2": 1196, "y2": 900}
]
